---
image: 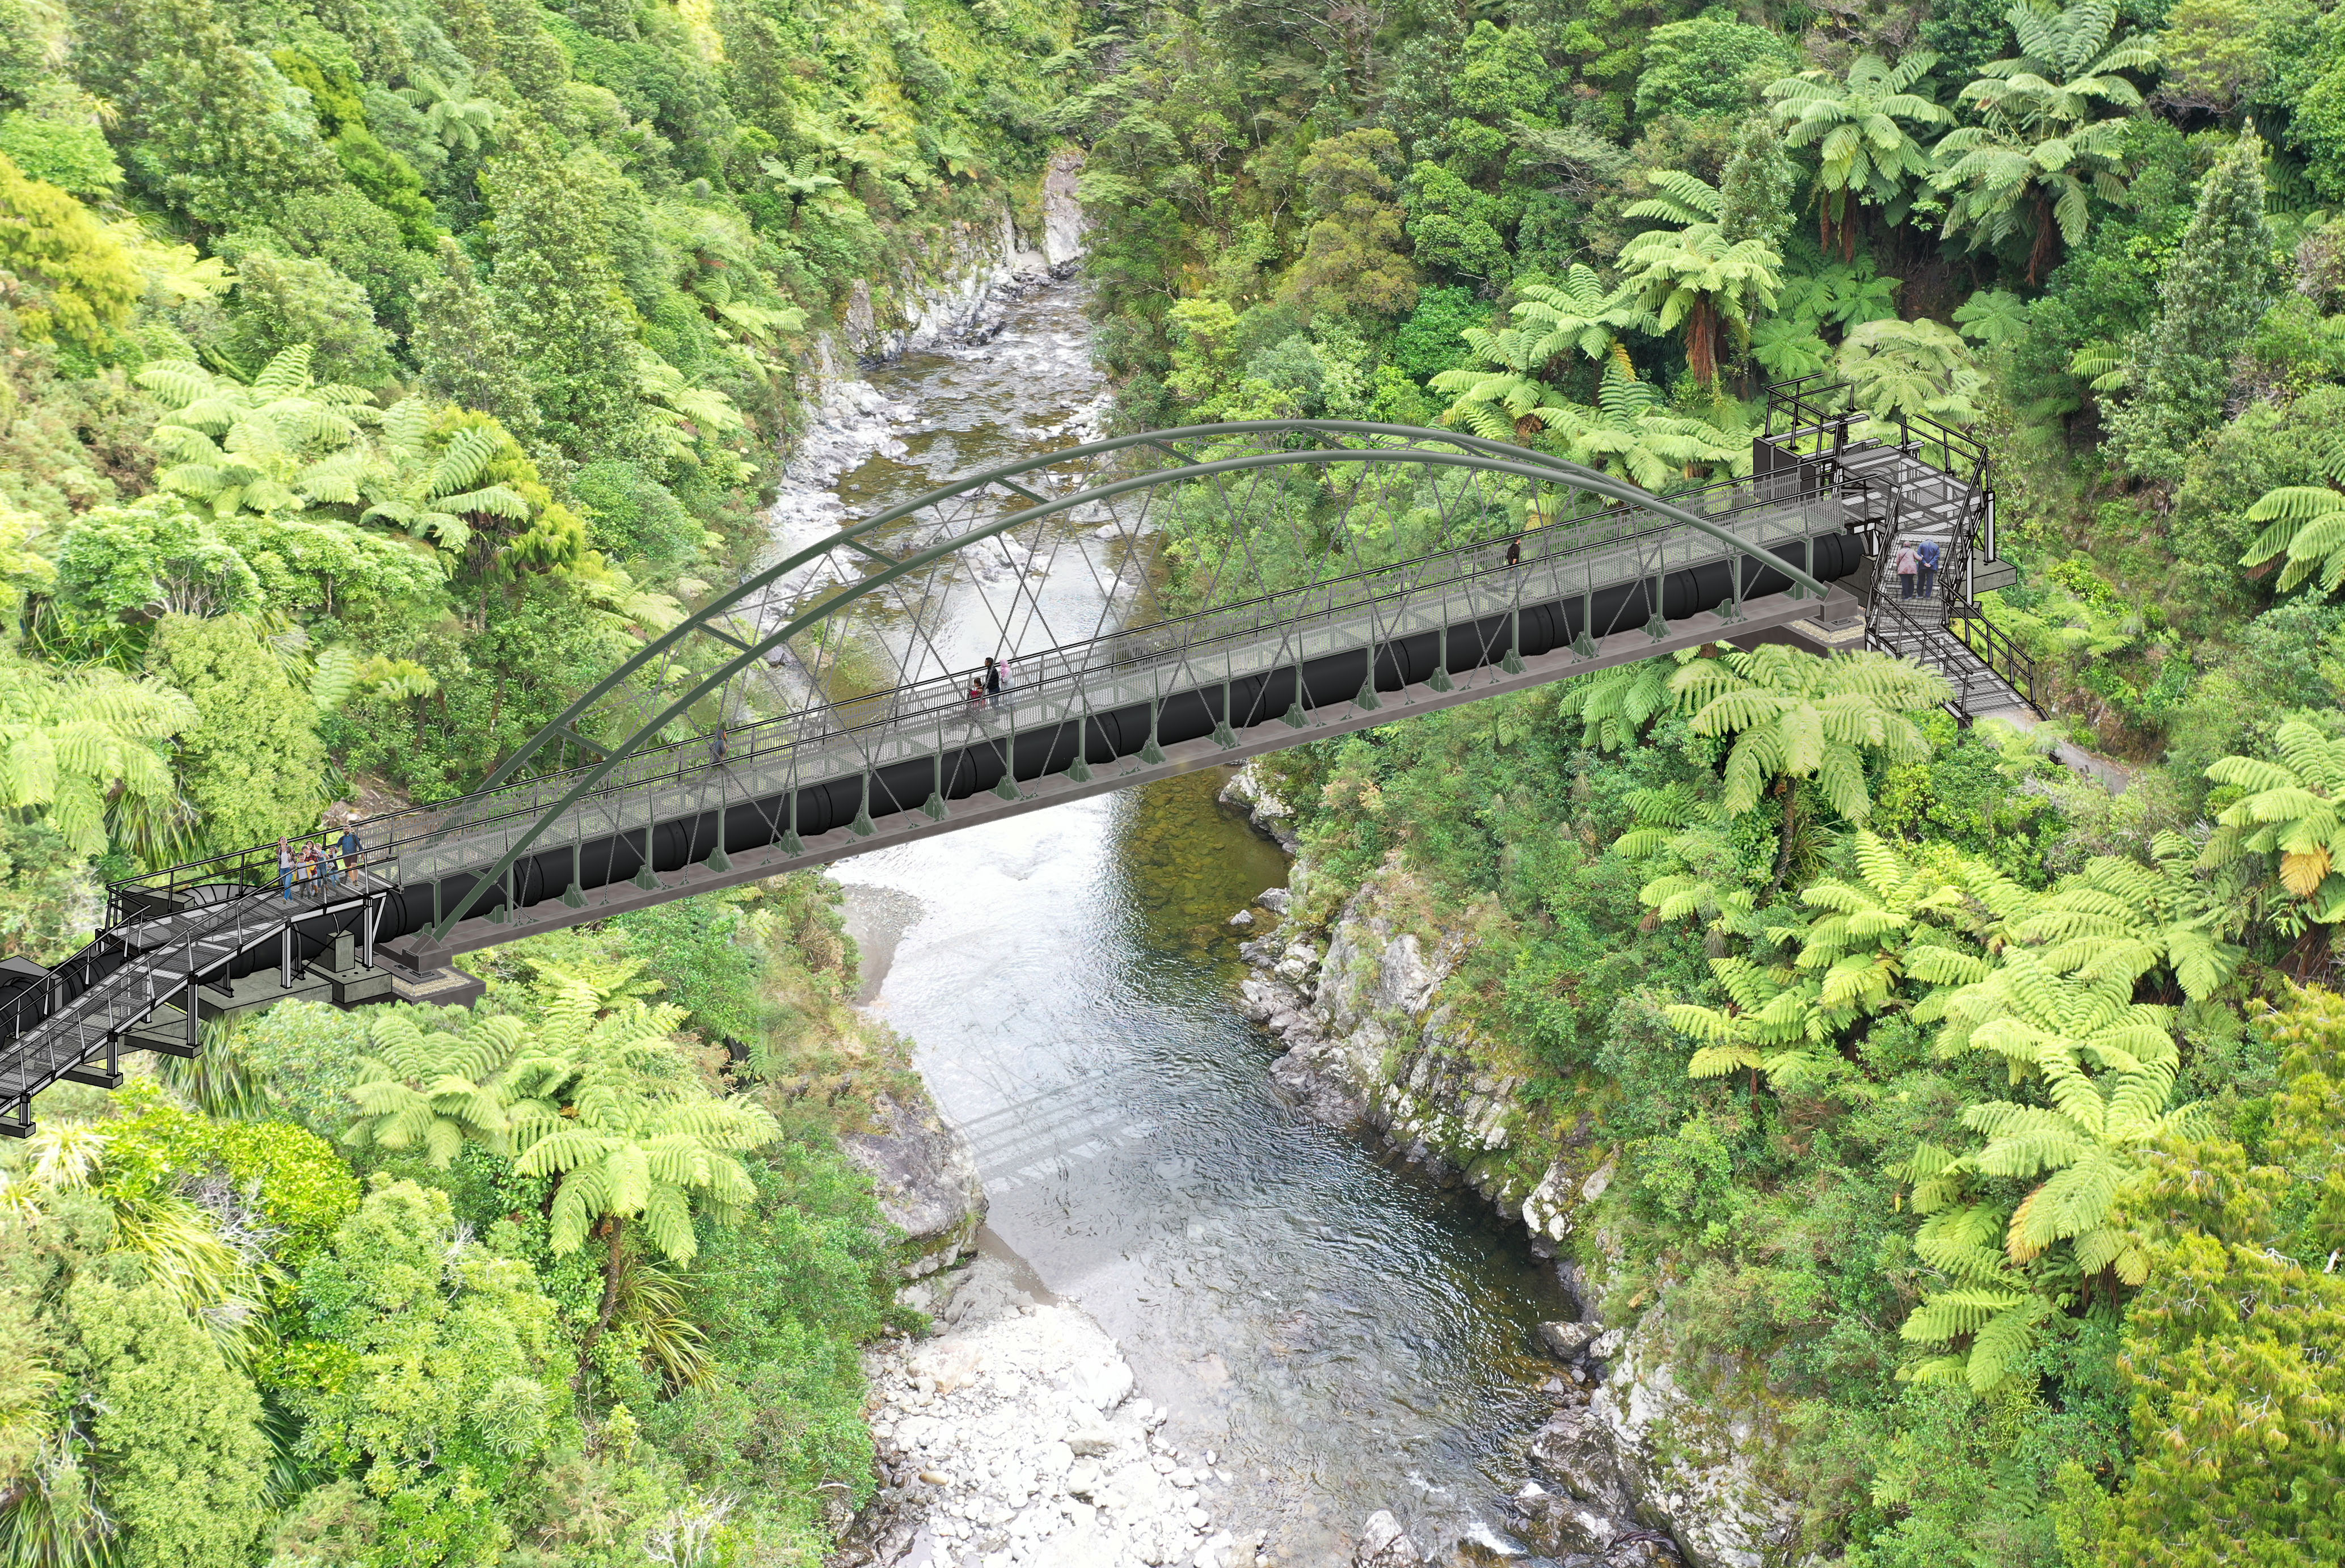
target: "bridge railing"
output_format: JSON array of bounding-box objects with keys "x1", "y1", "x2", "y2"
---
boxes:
[
  {"x1": 429, "y1": 496, "x2": 1832, "y2": 891},
  {"x1": 1760, "y1": 373, "x2": 1989, "y2": 487},
  {"x1": 102, "y1": 460, "x2": 1849, "y2": 918},
  {"x1": 386, "y1": 479, "x2": 1848, "y2": 891}
]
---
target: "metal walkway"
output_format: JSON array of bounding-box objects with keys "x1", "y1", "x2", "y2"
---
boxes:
[{"x1": 0, "y1": 398, "x2": 2005, "y2": 1133}]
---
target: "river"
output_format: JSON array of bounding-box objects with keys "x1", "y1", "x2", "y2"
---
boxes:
[{"x1": 811, "y1": 279, "x2": 1570, "y2": 1562}]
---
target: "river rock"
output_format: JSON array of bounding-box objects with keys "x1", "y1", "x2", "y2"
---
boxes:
[
  {"x1": 1587, "y1": 1317, "x2": 1799, "y2": 1568},
  {"x1": 1228, "y1": 908, "x2": 1255, "y2": 928},
  {"x1": 1537, "y1": 1321, "x2": 1602, "y2": 1362},
  {"x1": 1220, "y1": 761, "x2": 1301, "y2": 852},
  {"x1": 1530, "y1": 1403, "x2": 1636, "y2": 1517},
  {"x1": 838, "y1": 1091, "x2": 985, "y2": 1278},
  {"x1": 1353, "y1": 1510, "x2": 1426, "y2": 1567},
  {"x1": 1256, "y1": 887, "x2": 1292, "y2": 914}
]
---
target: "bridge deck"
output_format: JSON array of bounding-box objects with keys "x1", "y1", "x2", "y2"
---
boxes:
[{"x1": 397, "y1": 491, "x2": 1848, "y2": 892}]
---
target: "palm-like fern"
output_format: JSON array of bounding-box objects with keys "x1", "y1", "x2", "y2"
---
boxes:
[
  {"x1": 2004, "y1": 840, "x2": 2248, "y2": 1001},
  {"x1": 1931, "y1": 0, "x2": 2158, "y2": 281},
  {"x1": 1891, "y1": 1162, "x2": 2053, "y2": 1393},
  {"x1": 1793, "y1": 831, "x2": 1991, "y2": 1014},
  {"x1": 2238, "y1": 435, "x2": 2345, "y2": 592},
  {"x1": 2201, "y1": 720, "x2": 2345, "y2": 916},
  {"x1": 399, "y1": 69, "x2": 500, "y2": 151},
  {"x1": 500, "y1": 967, "x2": 776, "y2": 1373},
  {"x1": 1621, "y1": 168, "x2": 1723, "y2": 230},
  {"x1": 1887, "y1": 873, "x2": 2211, "y2": 1392},
  {"x1": 1619, "y1": 782, "x2": 1756, "y2": 931},
  {"x1": 1766, "y1": 52, "x2": 1952, "y2": 254},
  {"x1": 1429, "y1": 267, "x2": 1650, "y2": 442},
  {"x1": 1671, "y1": 644, "x2": 1950, "y2": 821},
  {"x1": 134, "y1": 346, "x2": 379, "y2": 519},
  {"x1": 1836, "y1": 318, "x2": 1984, "y2": 428},
  {"x1": 0, "y1": 655, "x2": 198, "y2": 856},
  {"x1": 358, "y1": 399, "x2": 532, "y2": 556},
  {"x1": 1619, "y1": 225, "x2": 1783, "y2": 391},
  {"x1": 1557, "y1": 647, "x2": 1703, "y2": 750},
  {"x1": 1549, "y1": 366, "x2": 1748, "y2": 491},
  {"x1": 1668, "y1": 956, "x2": 1838, "y2": 1091},
  {"x1": 343, "y1": 1009, "x2": 529, "y2": 1166},
  {"x1": 1509, "y1": 265, "x2": 1654, "y2": 370}
]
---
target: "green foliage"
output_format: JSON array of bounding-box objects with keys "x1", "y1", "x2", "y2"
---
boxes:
[
  {"x1": 281, "y1": 1179, "x2": 571, "y2": 1562},
  {"x1": 0, "y1": 153, "x2": 140, "y2": 348},
  {"x1": 0, "y1": 94, "x2": 123, "y2": 199},
  {"x1": 144, "y1": 612, "x2": 327, "y2": 852},
  {"x1": 2105, "y1": 128, "x2": 2279, "y2": 481},
  {"x1": 2059, "y1": 986, "x2": 2345, "y2": 1565},
  {"x1": 1634, "y1": 12, "x2": 1795, "y2": 124},
  {"x1": 1282, "y1": 129, "x2": 1416, "y2": 320},
  {"x1": 2201, "y1": 718, "x2": 2345, "y2": 912},
  {"x1": 64, "y1": 1278, "x2": 274, "y2": 1568},
  {"x1": 136, "y1": 345, "x2": 376, "y2": 521}
]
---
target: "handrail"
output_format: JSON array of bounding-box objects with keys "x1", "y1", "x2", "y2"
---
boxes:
[{"x1": 106, "y1": 462, "x2": 1833, "y2": 911}]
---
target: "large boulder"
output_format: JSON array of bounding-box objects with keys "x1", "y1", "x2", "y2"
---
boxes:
[
  {"x1": 840, "y1": 1092, "x2": 985, "y2": 1277},
  {"x1": 1353, "y1": 1510, "x2": 1426, "y2": 1567}
]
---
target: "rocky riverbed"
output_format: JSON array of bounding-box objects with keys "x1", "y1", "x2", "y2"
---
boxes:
[{"x1": 833, "y1": 1255, "x2": 1266, "y2": 1568}]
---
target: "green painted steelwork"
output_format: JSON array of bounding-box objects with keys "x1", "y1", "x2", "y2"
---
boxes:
[{"x1": 426, "y1": 423, "x2": 1832, "y2": 940}]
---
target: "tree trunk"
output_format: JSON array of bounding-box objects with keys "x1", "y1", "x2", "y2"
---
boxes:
[
  {"x1": 1688, "y1": 295, "x2": 1718, "y2": 389},
  {"x1": 2025, "y1": 194, "x2": 2060, "y2": 286},
  {"x1": 573, "y1": 1214, "x2": 627, "y2": 1389},
  {"x1": 1764, "y1": 779, "x2": 1800, "y2": 903}
]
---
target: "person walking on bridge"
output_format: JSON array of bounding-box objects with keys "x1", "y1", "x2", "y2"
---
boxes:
[
  {"x1": 984, "y1": 656, "x2": 1002, "y2": 710},
  {"x1": 1892, "y1": 539, "x2": 1920, "y2": 601},
  {"x1": 1917, "y1": 537, "x2": 1941, "y2": 598},
  {"x1": 338, "y1": 823, "x2": 362, "y2": 886},
  {"x1": 277, "y1": 837, "x2": 295, "y2": 901}
]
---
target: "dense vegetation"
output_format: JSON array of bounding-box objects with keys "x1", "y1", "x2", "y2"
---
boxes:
[
  {"x1": 1079, "y1": 0, "x2": 2345, "y2": 1558},
  {"x1": 9, "y1": 0, "x2": 2345, "y2": 1556},
  {"x1": 0, "y1": 0, "x2": 1082, "y2": 1556}
]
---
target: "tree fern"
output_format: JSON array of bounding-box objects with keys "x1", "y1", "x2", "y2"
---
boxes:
[{"x1": 2201, "y1": 719, "x2": 2345, "y2": 917}]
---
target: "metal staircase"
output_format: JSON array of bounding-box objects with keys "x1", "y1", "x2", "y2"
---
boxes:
[{"x1": 1757, "y1": 374, "x2": 2040, "y2": 721}]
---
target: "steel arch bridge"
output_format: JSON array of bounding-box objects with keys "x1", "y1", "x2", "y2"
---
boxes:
[{"x1": 0, "y1": 418, "x2": 1879, "y2": 1134}]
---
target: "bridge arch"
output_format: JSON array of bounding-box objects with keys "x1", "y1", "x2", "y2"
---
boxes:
[{"x1": 413, "y1": 420, "x2": 1860, "y2": 942}]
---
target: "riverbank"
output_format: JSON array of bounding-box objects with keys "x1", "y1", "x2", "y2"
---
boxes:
[{"x1": 1223, "y1": 762, "x2": 1801, "y2": 1568}]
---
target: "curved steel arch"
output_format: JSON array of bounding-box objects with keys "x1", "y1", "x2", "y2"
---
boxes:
[{"x1": 429, "y1": 423, "x2": 1831, "y2": 939}]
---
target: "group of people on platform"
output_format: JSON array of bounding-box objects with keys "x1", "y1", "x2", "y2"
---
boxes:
[
  {"x1": 1893, "y1": 537, "x2": 1942, "y2": 600},
  {"x1": 967, "y1": 654, "x2": 1020, "y2": 711},
  {"x1": 277, "y1": 821, "x2": 365, "y2": 901}
]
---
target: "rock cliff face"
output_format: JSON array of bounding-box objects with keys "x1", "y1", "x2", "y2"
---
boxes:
[
  {"x1": 824, "y1": 146, "x2": 1086, "y2": 366},
  {"x1": 1223, "y1": 771, "x2": 1802, "y2": 1568},
  {"x1": 840, "y1": 1090, "x2": 988, "y2": 1278}
]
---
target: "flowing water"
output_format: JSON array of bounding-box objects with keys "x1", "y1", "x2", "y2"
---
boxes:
[{"x1": 812, "y1": 280, "x2": 1570, "y2": 1562}]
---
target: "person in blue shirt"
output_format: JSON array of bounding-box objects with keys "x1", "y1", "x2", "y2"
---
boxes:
[
  {"x1": 1917, "y1": 537, "x2": 1941, "y2": 597},
  {"x1": 338, "y1": 825, "x2": 361, "y2": 885}
]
